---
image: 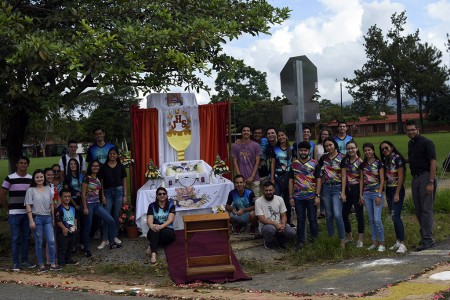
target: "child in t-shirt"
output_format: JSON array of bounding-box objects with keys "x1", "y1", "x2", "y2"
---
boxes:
[{"x1": 55, "y1": 189, "x2": 79, "y2": 265}]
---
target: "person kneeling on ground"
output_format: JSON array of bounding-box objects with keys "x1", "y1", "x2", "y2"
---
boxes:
[
  {"x1": 226, "y1": 175, "x2": 258, "y2": 235},
  {"x1": 146, "y1": 187, "x2": 176, "y2": 265},
  {"x1": 255, "y1": 181, "x2": 295, "y2": 249}
]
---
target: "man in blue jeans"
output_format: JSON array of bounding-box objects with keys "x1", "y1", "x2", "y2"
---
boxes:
[
  {"x1": 289, "y1": 142, "x2": 319, "y2": 250},
  {"x1": 0, "y1": 156, "x2": 35, "y2": 271}
]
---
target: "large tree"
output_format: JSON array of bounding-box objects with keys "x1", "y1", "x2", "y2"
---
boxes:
[
  {"x1": 345, "y1": 12, "x2": 419, "y2": 134},
  {"x1": 0, "y1": 0, "x2": 289, "y2": 171}
]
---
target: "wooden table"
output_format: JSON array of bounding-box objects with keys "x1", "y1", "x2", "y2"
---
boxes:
[{"x1": 183, "y1": 213, "x2": 236, "y2": 277}]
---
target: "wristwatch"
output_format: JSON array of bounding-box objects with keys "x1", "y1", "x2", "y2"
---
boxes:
[
  {"x1": 315, "y1": 193, "x2": 320, "y2": 197},
  {"x1": 429, "y1": 180, "x2": 434, "y2": 183},
  {"x1": 377, "y1": 193, "x2": 382, "y2": 198}
]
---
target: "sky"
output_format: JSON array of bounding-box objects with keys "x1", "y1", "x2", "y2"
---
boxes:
[{"x1": 143, "y1": 0, "x2": 450, "y2": 106}]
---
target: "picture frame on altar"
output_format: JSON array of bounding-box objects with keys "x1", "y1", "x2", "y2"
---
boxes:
[{"x1": 166, "y1": 93, "x2": 184, "y2": 106}]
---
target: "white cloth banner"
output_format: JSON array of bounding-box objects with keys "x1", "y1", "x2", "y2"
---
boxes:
[
  {"x1": 136, "y1": 179, "x2": 233, "y2": 234},
  {"x1": 146, "y1": 93, "x2": 200, "y2": 164}
]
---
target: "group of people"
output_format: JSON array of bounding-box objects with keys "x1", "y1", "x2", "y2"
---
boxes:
[
  {"x1": 0, "y1": 128, "x2": 130, "y2": 272},
  {"x1": 228, "y1": 120, "x2": 437, "y2": 253}
]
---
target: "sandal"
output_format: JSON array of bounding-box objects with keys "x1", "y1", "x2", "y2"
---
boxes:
[{"x1": 146, "y1": 246, "x2": 151, "y2": 256}]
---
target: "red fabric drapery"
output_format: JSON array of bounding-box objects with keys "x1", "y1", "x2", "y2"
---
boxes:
[
  {"x1": 131, "y1": 105, "x2": 159, "y2": 204},
  {"x1": 130, "y1": 102, "x2": 230, "y2": 202},
  {"x1": 198, "y1": 102, "x2": 229, "y2": 167}
]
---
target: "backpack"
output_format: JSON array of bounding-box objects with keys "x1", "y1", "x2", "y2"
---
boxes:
[{"x1": 62, "y1": 154, "x2": 84, "y2": 176}]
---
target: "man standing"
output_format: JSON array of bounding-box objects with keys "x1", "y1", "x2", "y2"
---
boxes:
[
  {"x1": 232, "y1": 125, "x2": 262, "y2": 195},
  {"x1": 86, "y1": 128, "x2": 115, "y2": 165},
  {"x1": 289, "y1": 142, "x2": 319, "y2": 250},
  {"x1": 225, "y1": 175, "x2": 258, "y2": 235},
  {"x1": 293, "y1": 126, "x2": 316, "y2": 159},
  {"x1": 255, "y1": 181, "x2": 295, "y2": 249},
  {"x1": 334, "y1": 121, "x2": 352, "y2": 154},
  {"x1": 59, "y1": 140, "x2": 87, "y2": 175},
  {"x1": 252, "y1": 127, "x2": 269, "y2": 183},
  {"x1": 406, "y1": 120, "x2": 437, "y2": 251},
  {"x1": 0, "y1": 156, "x2": 34, "y2": 271}
]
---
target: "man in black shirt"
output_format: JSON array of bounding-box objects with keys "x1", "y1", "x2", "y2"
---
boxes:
[{"x1": 406, "y1": 120, "x2": 437, "y2": 251}]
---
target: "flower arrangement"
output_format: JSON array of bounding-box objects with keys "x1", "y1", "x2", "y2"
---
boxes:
[
  {"x1": 145, "y1": 159, "x2": 162, "y2": 179},
  {"x1": 118, "y1": 204, "x2": 136, "y2": 229},
  {"x1": 212, "y1": 155, "x2": 229, "y2": 175},
  {"x1": 119, "y1": 150, "x2": 135, "y2": 168}
]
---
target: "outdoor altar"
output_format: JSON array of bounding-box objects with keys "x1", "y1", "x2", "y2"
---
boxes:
[{"x1": 136, "y1": 159, "x2": 233, "y2": 234}]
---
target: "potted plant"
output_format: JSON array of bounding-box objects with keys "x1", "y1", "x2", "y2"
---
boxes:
[{"x1": 118, "y1": 204, "x2": 139, "y2": 238}]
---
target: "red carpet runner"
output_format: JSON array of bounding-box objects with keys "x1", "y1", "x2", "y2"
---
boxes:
[{"x1": 164, "y1": 230, "x2": 251, "y2": 284}]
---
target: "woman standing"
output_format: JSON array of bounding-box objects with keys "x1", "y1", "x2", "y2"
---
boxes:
[
  {"x1": 359, "y1": 143, "x2": 385, "y2": 252},
  {"x1": 313, "y1": 127, "x2": 333, "y2": 219},
  {"x1": 51, "y1": 164, "x2": 64, "y2": 194},
  {"x1": 63, "y1": 158, "x2": 83, "y2": 211},
  {"x1": 270, "y1": 129, "x2": 294, "y2": 227},
  {"x1": 44, "y1": 167, "x2": 60, "y2": 206},
  {"x1": 81, "y1": 161, "x2": 121, "y2": 258},
  {"x1": 98, "y1": 147, "x2": 127, "y2": 250},
  {"x1": 146, "y1": 187, "x2": 176, "y2": 265},
  {"x1": 341, "y1": 140, "x2": 365, "y2": 247},
  {"x1": 315, "y1": 137, "x2": 346, "y2": 248},
  {"x1": 380, "y1": 141, "x2": 407, "y2": 254},
  {"x1": 25, "y1": 169, "x2": 60, "y2": 272}
]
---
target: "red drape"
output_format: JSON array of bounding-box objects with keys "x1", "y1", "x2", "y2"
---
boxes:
[
  {"x1": 131, "y1": 105, "x2": 159, "y2": 204},
  {"x1": 198, "y1": 102, "x2": 229, "y2": 168},
  {"x1": 130, "y1": 102, "x2": 229, "y2": 202}
]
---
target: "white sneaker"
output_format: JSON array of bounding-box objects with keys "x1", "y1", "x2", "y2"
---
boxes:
[
  {"x1": 356, "y1": 240, "x2": 364, "y2": 248},
  {"x1": 396, "y1": 244, "x2": 407, "y2": 254},
  {"x1": 367, "y1": 244, "x2": 377, "y2": 250},
  {"x1": 114, "y1": 237, "x2": 122, "y2": 244},
  {"x1": 377, "y1": 245, "x2": 385, "y2": 252},
  {"x1": 97, "y1": 240, "x2": 109, "y2": 249},
  {"x1": 389, "y1": 240, "x2": 401, "y2": 250}
]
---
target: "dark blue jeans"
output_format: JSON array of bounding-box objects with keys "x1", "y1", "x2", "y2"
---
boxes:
[
  {"x1": 103, "y1": 186, "x2": 123, "y2": 239},
  {"x1": 385, "y1": 186, "x2": 405, "y2": 241},
  {"x1": 275, "y1": 173, "x2": 292, "y2": 224},
  {"x1": 294, "y1": 199, "x2": 318, "y2": 243},
  {"x1": 8, "y1": 213, "x2": 31, "y2": 265},
  {"x1": 83, "y1": 201, "x2": 115, "y2": 251}
]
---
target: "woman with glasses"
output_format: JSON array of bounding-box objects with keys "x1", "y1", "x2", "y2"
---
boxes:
[
  {"x1": 379, "y1": 141, "x2": 407, "y2": 254},
  {"x1": 51, "y1": 164, "x2": 64, "y2": 193},
  {"x1": 360, "y1": 143, "x2": 385, "y2": 252},
  {"x1": 146, "y1": 187, "x2": 176, "y2": 265},
  {"x1": 341, "y1": 140, "x2": 365, "y2": 247},
  {"x1": 81, "y1": 161, "x2": 121, "y2": 258}
]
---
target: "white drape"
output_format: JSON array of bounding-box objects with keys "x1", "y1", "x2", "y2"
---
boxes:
[{"x1": 146, "y1": 93, "x2": 200, "y2": 164}]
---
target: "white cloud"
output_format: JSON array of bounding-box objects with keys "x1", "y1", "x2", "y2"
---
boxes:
[{"x1": 427, "y1": 0, "x2": 450, "y2": 22}]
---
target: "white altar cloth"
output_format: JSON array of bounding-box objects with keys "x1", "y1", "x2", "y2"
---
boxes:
[{"x1": 136, "y1": 177, "x2": 233, "y2": 235}]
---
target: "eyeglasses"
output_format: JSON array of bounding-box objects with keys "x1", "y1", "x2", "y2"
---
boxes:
[
  {"x1": 382, "y1": 146, "x2": 390, "y2": 151},
  {"x1": 347, "y1": 147, "x2": 356, "y2": 150},
  {"x1": 52, "y1": 170, "x2": 60, "y2": 173},
  {"x1": 157, "y1": 193, "x2": 167, "y2": 196}
]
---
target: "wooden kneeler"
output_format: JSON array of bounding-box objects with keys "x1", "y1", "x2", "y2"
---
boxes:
[{"x1": 183, "y1": 213, "x2": 236, "y2": 277}]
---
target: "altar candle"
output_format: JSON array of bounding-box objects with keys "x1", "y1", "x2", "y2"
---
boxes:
[
  {"x1": 196, "y1": 173, "x2": 199, "y2": 179},
  {"x1": 175, "y1": 174, "x2": 179, "y2": 180}
]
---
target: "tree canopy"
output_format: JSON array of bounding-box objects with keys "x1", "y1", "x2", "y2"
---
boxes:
[
  {"x1": 345, "y1": 11, "x2": 447, "y2": 134},
  {"x1": 0, "y1": 0, "x2": 289, "y2": 170}
]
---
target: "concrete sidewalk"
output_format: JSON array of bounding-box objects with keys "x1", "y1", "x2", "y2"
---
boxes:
[{"x1": 228, "y1": 238, "x2": 450, "y2": 296}]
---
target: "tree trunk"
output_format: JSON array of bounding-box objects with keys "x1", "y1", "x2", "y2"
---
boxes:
[
  {"x1": 395, "y1": 84, "x2": 404, "y2": 134},
  {"x1": 6, "y1": 108, "x2": 29, "y2": 173},
  {"x1": 418, "y1": 94, "x2": 424, "y2": 132}
]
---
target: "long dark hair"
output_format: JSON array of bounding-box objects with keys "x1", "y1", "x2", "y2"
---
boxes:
[
  {"x1": 344, "y1": 139, "x2": 361, "y2": 160},
  {"x1": 360, "y1": 143, "x2": 380, "y2": 169},
  {"x1": 67, "y1": 158, "x2": 80, "y2": 176},
  {"x1": 275, "y1": 129, "x2": 291, "y2": 159},
  {"x1": 317, "y1": 127, "x2": 333, "y2": 145},
  {"x1": 104, "y1": 147, "x2": 122, "y2": 165},
  {"x1": 379, "y1": 140, "x2": 407, "y2": 171},
  {"x1": 31, "y1": 169, "x2": 47, "y2": 188},
  {"x1": 86, "y1": 160, "x2": 101, "y2": 176}
]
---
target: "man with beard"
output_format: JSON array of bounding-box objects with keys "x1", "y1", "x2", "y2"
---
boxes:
[
  {"x1": 255, "y1": 181, "x2": 295, "y2": 249},
  {"x1": 231, "y1": 125, "x2": 262, "y2": 195},
  {"x1": 289, "y1": 142, "x2": 319, "y2": 250}
]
